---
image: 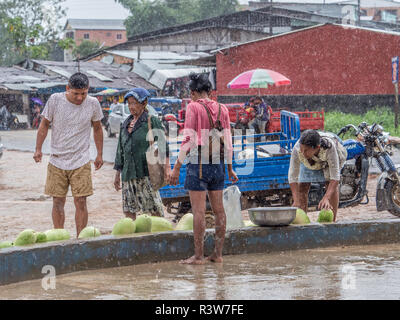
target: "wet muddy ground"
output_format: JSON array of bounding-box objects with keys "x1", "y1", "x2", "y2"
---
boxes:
[
  {"x1": 0, "y1": 150, "x2": 396, "y2": 241},
  {"x1": 1, "y1": 243, "x2": 400, "y2": 299}
]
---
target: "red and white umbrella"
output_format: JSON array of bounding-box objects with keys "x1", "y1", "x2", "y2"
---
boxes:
[{"x1": 227, "y1": 68, "x2": 291, "y2": 91}]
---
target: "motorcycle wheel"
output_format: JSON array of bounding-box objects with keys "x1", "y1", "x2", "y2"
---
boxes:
[{"x1": 384, "y1": 179, "x2": 400, "y2": 217}]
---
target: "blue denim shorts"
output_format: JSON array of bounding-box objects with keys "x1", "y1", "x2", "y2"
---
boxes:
[
  {"x1": 184, "y1": 163, "x2": 225, "y2": 191},
  {"x1": 298, "y1": 163, "x2": 326, "y2": 183}
]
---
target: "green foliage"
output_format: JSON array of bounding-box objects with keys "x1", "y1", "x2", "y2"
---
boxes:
[
  {"x1": 324, "y1": 107, "x2": 400, "y2": 138},
  {"x1": 115, "y1": 0, "x2": 239, "y2": 37},
  {"x1": 0, "y1": 0, "x2": 66, "y2": 66},
  {"x1": 72, "y1": 40, "x2": 103, "y2": 59},
  {"x1": 58, "y1": 38, "x2": 76, "y2": 51}
]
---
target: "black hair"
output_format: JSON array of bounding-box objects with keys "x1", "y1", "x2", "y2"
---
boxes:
[
  {"x1": 188, "y1": 72, "x2": 212, "y2": 94},
  {"x1": 68, "y1": 72, "x2": 89, "y2": 89},
  {"x1": 299, "y1": 130, "x2": 331, "y2": 149}
]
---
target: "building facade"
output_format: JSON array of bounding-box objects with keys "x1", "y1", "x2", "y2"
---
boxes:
[
  {"x1": 63, "y1": 19, "x2": 127, "y2": 61},
  {"x1": 214, "y1": 23, "x2": 400, "y2": 113}
]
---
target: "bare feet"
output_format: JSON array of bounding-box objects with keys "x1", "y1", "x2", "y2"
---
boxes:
[
  {"x1": 179, "y1": 255, "x2": 205, "y2": 265},
  {"x1": 206, "y1": 254, "x2": 223, "y2": 263}
]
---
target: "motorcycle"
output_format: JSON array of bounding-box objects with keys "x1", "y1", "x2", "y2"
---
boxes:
[
  {"x1": 307, "y1": 122, "x2": 400, "y2": 216},
  {"x1": 0, "y1": 106, "x2": 20, "y2": 130},
  {"x1": 233, "y1": 107, "x2": 255, "y2": 135}
]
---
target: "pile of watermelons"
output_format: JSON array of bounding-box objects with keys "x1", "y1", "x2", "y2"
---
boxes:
[{"x1": 0, "y1": 214, "x2": 195, "y2": 250}]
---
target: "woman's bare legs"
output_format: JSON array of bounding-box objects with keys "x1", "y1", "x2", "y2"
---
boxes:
[
  {"x1": 207, "y1": 190, "x2": 226, "y2": 263},
  {"x1": 180, "y1": 190, "x2": 207, "y2": 265}
]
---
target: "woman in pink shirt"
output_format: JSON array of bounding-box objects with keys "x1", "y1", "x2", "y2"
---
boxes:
[{"x1": 169, "y1": 73, "x2": 238, "y2": 265}]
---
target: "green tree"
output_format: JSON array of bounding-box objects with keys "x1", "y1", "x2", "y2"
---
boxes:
[
  {"x1": 72, "y1": 40, "x2": 104, "y2": 59},
  {"x1": 0, "y1": 0, "x2": 66, "y2": 66},
  {"x1": 116, "y1": 0, "x2": 239, "y2": 37}
]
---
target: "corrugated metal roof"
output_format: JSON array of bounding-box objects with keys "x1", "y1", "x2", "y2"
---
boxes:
[
  {"x1": 86, "y1": 70, "x2": 113, "y2": 82},
  {"x1": 108, "y1": 50, "x2": 209, "y2": 61},
  {"x1": 340, "y1": 0, "x2": 400, "y2": 7},
  {"x1": 149, "y1": 67, "x2": 212, "y2": 89},
  {"x1": 211, "y1": 23, "x2": 400, "y2": 53},
  {"x1": 29, "y1": 59, "x2": 157, "y2": 90},
  {"x1": 46, "y1": 66, "x2": 72, "y2": 78},
  {"x1": 28, "y1": 82, "x2": 67, "y2": 89},
  {"x1": 1, "y1": 83, "x2": 32, "y2": 91},
  {"x1": 65, "y1": 19, "x2": 126, "y2": 30}
]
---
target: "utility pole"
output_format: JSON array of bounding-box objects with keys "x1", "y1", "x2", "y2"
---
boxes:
[{"x1": 358, "y1": 0, "x2": 361, "y2": 26}]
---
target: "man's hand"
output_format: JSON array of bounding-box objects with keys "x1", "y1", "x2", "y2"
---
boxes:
[
  {"x1": 114, "y1": 172, "x2": 121, "y2": 191},
  {"x1": 33, "y1": 150, "x2": 42, "y2": 163},
  {"x1": 228, "y1": 169, "x2": 239, "y2": 184},
  {"x1": 169, "y1": 166, "x2": 180, "y2": 186},
  {"x1": 318, "y1": 196, "x2": 333, "y2": 211},
  {"x1": 94, "y1": 155, "x2": 103, "y2": 170}
]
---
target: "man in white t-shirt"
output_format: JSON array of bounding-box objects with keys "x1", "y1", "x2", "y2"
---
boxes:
[{"x1": 33, "y1": 73, "x2": 104, "y2": 237}]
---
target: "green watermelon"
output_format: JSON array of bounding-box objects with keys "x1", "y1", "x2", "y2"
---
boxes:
[
  {"x1": 0, "y1": 241, "x2": 14, "y2": 249},
  {"x1": 317, "y1": 209, "x2": 334, "y2": 223},
  {"x1": 35, "y1": 232, "x2": 47, "y2": 243},
  {"x1": 135, "y1": 214, "x2": 152, "y2": 233},
  {"x1": 15, "y1": 229, "x2": 37, "y2": 246},
  {"x1": 78, "y1": 226, "x2": 101, "y2": 239},
  {"x1": 150, "y1": 216, "x2": 174, "y2": 232},
  {"x1": 292, "y1": 208, "x2": 311, "y2": 225},
  {"x1": 244, "y1": 220, "x2": 257, "y2": 227},
  {"x1": 112, "y1": 218, "x2": 136, "y2": 236},
  {"x1": 44, "y1": 229, "x2": 70, "y2": 242},
  {"x1": 175, "y1": 213, "x2": 193, "y2": 231}
]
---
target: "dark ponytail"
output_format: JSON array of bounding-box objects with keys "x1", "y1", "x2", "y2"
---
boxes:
[
  {"x1": 188, "y1": 72, "x2": 212, "y2": 94},
  {"x1": 299, "y1": 130, "x2": 332, "y2": 149}
]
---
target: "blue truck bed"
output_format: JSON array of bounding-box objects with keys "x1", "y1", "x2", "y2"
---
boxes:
[{"x1": 160, "y1": 111, "x2": 301, "y2": 204}]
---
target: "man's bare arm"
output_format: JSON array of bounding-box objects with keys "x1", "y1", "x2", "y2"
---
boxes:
[
  {"x1": 92, "y1": 120, "x2": 104, "y2": 170},
  {"x1": 33, "y1": 118, "x2": 50, "y2": 163}
]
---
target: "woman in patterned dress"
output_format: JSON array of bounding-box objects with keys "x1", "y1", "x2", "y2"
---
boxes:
[{"x1": 113, "y1": 88, "x2": 171, "y2": 219}]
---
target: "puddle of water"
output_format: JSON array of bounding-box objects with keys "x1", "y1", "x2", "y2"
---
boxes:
[{"x1": 2, "y1": 243, "x2": 400, "y2": 300}]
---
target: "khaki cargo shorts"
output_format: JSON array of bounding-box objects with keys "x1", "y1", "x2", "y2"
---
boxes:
[{"x1": 45, "y1": 162, "x2": 93, "y2": 198}]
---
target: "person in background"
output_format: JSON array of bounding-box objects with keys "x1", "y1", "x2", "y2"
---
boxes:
[
  {"x1": 109, "y1": 96, "x2": 120, "y2": 115},
  {"x1": 288, "y1": 130, "x2": 347, "y2": 222},
  {"x1": 31, "y1": 103, "x2": 42, "y2": 129},
  {"x1": 33, "y1": 73, "x2": 104, "y2": 237},
  {"x1": 249, "y1": 96, "x2": 270, "y2": 140},
  {"x1": 169, "y1": 73, "x2": 238, "y2": 265},
  {"x1": 113, "y1": 88, "x2": 171, "y2": 220}
]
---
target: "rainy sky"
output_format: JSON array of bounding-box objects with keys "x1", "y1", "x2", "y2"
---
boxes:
[{"x1": 60, "y1": 0, "x2": 400, "y2": 24}]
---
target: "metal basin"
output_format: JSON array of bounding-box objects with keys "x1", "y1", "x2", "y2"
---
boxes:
[{"x1": 248, "y1": 207, "x2": 297, "y2": 227}]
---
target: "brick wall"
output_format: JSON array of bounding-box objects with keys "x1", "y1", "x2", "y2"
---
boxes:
[
  {"x1": 216, "y1": 24, "x2": 400, "y2": 98},
  {"x1": 74, "y1": 29, "x2": 127, "y2": 47}
]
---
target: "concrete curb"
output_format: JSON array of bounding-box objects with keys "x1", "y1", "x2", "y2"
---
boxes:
[{"x1": 1, "y1": 219, "x2": 400, "y2": 286}]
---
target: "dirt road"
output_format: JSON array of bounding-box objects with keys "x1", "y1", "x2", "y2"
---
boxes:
[{"x1": 0, "y1": 150, "x2": 396, "y2": 242}]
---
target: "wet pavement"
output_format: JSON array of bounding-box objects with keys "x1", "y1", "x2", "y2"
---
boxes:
[{"x1": 1, "y1": 243, "x2": 400, "y2": 300}]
